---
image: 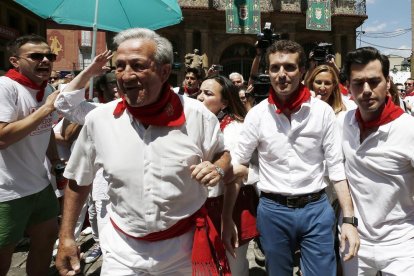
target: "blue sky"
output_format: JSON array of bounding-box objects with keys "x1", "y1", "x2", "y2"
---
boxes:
[{"x1": 358, "y1": 0, "x2": 411, "y2": 57}]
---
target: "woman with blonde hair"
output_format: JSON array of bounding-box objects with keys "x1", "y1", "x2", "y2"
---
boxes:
[{"x1": 306, "y1": 64, "x2": 348, "y2": 115}]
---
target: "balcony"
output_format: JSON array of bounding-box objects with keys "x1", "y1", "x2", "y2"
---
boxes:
[{"x1": 333, "y1": 0, "x2": 366, "y2": 16}]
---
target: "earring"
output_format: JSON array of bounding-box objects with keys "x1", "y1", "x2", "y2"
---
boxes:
[{"x1": 217, "y1": 109, "x2": 226, "y2": 120}]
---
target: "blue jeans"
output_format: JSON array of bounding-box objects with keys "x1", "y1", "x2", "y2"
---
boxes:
[{"x1": 257, "y1": 193, "x2": 336, "y2": 276}]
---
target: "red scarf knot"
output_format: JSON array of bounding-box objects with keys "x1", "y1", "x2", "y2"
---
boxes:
[
  {"x1": 268, "y1": 83, "x2": 311, "y2": 114},
  {"x1": 219, "y1": 114, "x2": 234, "y2": 131},
  {"x1": 5, "y1": 68, "x2": 47, "y2": 102},
  {"x1": 113, "y1": 83, "x2": 186, "y2": 127},
  {"x1": 355, "y1": 96, "x2": 404, "y2": 132}
]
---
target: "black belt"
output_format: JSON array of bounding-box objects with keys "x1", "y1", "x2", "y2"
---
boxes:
[{"x1": 261, "y1": 189, "x2": 325, "y2": 208}]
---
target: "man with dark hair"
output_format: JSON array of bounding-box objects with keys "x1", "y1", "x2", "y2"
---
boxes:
[
  {"x1": 178, "y1": 67, "x2": 202, "y2": 96},
  {"x1": 0, "y1": 34, "x2": 61, "y2": 275},
  {"x1": 341, "y1": 46, "x2": 414, "y2": 275},
  {"x1": 227, "y1": 40, "x2": 359, "y2": 275}
]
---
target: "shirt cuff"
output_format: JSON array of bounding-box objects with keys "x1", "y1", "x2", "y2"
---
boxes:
[
  {"x1": 57, "y1": 88, "x2": 86, "y2": 108},
  {"x1": 327, "y1": 162, "x2": 346, "y2": 182}
]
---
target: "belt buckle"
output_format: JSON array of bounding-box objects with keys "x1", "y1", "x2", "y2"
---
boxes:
[{"x1": 286, "y1": 196, "x2": 300, "y2": 208}]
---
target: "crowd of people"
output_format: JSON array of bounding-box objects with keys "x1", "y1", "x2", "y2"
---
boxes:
[{"x1": 0, "y1": 27, "x2": 413, "y2": 276}]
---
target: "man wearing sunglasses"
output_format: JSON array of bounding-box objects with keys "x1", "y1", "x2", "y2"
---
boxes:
[{"x1": 0, "y1": 34, "x2": 61, "y2": 276}]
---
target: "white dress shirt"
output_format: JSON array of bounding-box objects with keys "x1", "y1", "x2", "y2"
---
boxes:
[
  {"x1": 232, "y1": 97, "x2": 346, "y2": 196},
  {"x1": 341, "y1": 110, "x2": 414, "y2": 245},
  {"x1": 63, "y1": 95, "x2": 225, "y2": 237}
]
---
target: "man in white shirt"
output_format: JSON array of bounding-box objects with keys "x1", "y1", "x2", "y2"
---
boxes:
[
  {"x1": 229, "y1": 40, "x2": 359, "y2": 275},
  {"x1": 341, "y1": 47, "x2": 414, "y2": 275},
  {"x1": 55, "y1": 28, "x2": 231, "y2": 275},
  {"x1": 0, "y1": 34, "x2": 60, "y2": 276}
]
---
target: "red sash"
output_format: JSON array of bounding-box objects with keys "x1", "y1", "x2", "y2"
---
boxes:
[
  {"x1": 355, "y1": 96, "x2": 404, "y2": 132},
  {"x1": 113, "y1": 83, "x2": 186, "y2": 127},
  {"x1": 5, "y1": 69, "x2": 47, "y2": 102},
  {"x1": 110, "y1": 206, "x2": 231, "y2": 276},
  {"x1": 268, "y1": 84, "x2": 311, "y2": 114}
]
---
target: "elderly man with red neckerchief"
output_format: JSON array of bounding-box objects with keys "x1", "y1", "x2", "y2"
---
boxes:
[
  {"x1": 55, "y1": 28, "x2": 232, "y2": 276},
  {"x1": 229, "y1": 40, "x2": 359, "y2": 276},
  {"x1": 340, "y1": 47, "x2": 414, "y2": 276}
]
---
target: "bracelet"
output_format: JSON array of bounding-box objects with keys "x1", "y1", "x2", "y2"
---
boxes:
[{"x1": 214, "y1": 166, "x2": 225, "y2": 178}]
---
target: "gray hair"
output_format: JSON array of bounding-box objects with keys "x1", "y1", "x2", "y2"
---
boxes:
[
  {"x1": 113, "y1": 28, "x2": 173, "y2": 65},
  {"x1": 229, "y1": 72, "x2": 244, "y2": 82}
]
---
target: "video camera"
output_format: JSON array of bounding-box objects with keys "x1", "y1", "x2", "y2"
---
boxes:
[
  {"x1": 312, "y1": 42, "x2": 334, "y2": 63},
  {"x1": 257, "y1": 22, "x2": 280, "y2": 50},
  {"x1": 251, "y1": 74, "x2": 271, "y2": 103}
]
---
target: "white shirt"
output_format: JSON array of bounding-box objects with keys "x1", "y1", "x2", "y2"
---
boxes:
[
  {"x1": 0, "y1": 77, "x2": 55, "y2": 201},
  {"x1": 233, "y1": 97, "x2": 345, "y2": 196},
  {"x1": 341, "y1": 110, "x2": 414, "y2": 245},
  {"x1": 64, "y1": 95, "x2": 225, "y2": 237}
]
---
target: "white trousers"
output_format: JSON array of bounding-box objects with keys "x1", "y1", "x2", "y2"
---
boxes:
[
  {"x1": 100, "y1": 223, "x2": 193, "y2": 275},
  {"x1": 342, "y1": 237, "x2": 414, "y2": 276}
]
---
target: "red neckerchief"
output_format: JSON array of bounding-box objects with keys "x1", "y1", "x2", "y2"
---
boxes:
[
  {"x1": 339, "y1": 83, "x2": 349, "y2": 96},
  {"x1": 184, "y1": 86, "x2": 199, "y2": 96},
  {"x1": 355, "y1": 96, "x2": 404, "y2": 132},
  {"x1": 5, "y1": 68, "x2": 47, "y2": 102},
  {"x1": 268, "y1": 83, "x2": 311, "y2": 114},
  {"x1": 406, "y1": 91, "x2": 414, "y2": 97},
  {"x1": 219, "y1": 114, "x2": 234, "y2": 131},
  {"x1": 113, "y1": 83, "x2": 186, "y2": 127},
  {"x1": 110, "y1": 206, "x2": 231, "y2": 276}
]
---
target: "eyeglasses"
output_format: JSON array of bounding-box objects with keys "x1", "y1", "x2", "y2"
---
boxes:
[
  {"x1": 404, "y1": 82, "x2": 413, "y2": 87},
  {"x1": 18, "y1": 53, "x2": 57, "y2": 62},
  {"x1": 398, "y1": 89, "x2": 406, "y2": 93}
]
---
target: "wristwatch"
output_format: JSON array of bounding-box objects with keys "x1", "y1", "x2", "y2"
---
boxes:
[
  {"x1": 342, "y1": 216, "x2": 358, "y2": 227},
  {"x1": 214, "y1": 165, "x2": 225, "y2": 178}
]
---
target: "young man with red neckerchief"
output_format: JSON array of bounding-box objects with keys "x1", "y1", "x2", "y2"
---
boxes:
[
  {"x1": 230, "y1": 40, "x2": 359, "y2": 275},
  {"x1": 55, "y1": 28, "x2": 232, "y2": 276},
  {"x1": 341, "y1": 47, "x2": 414, "y2": 276},
  {"x1": 0, "y1": 34, "x2": 61, "y2": 276}
]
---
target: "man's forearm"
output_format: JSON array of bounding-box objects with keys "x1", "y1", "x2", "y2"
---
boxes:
[
  {"x1": 222, "y1": 181, "x2": 241, "y2": 220},
  {"x1": 333, "y1": 179, "x2": 355, "y2": 217},
  {"x1": 60, "y1": 181, "x2": 92, "y2": 239},
  {"x1": 213, "y1": 150, "x2": 231, "y2": 175},
  {"x1": 0, "y1": 104, "x2": 54, "y2": 149}
]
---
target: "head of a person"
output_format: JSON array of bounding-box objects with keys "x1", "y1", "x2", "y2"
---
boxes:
[
  {"x1": 197, "y1": 75, "x2": 246, "y2": 122},
  {"x1": 229, "y1": 72, "x2": 245, "y2": 87},
  {"x1": 306, "y1": 64, "x2": 345, "y2": 113},
  {"x1": 184, "y1": 67, "x2": 202, "y2": 89},
  {"x1": 7, "y1": 34, "x2": 56, "y2": 85},
  {"x1": 96, "y1": 72, "x2": 119, "y2": 102},
  {"x1": 395, "y1": 82, "x2": 405, "y2": 98},
  {"x1": 49, "y1": 70, "x2": 60, "y2": 84},
  {"x1": 388, "y1": 80, "x2": 401, "y2": 106},
  {"x1": 266, "y1": 40, "x2": 306, "y2": 103},
  {"x1": 405, "y1": 78, "x2": 414, "y2": 94},
  {"x1": 343, "y1": 47, "x2": 390, "y2": 116},
  {"x1": 113, "y1": 28, "x2": 173, "y2": 107}
]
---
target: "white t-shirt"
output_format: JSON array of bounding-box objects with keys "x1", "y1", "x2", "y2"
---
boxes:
[
  {"x1": 64, "y1": 96, "x2": 226, "y2": 237},
  {"x1": 341, "y1": 110, "x2": 414, "y2": 245},
  {"x1": 233, "y1": 97, "x2": 346, "y2": 195},
  {"x1": 0, "y1": 77, "x2": 55, "y2": 201}
]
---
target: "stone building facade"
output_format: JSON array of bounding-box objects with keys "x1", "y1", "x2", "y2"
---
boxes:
[{"x1": 158, "y1": 0, "x2": 367, "y2": 86}]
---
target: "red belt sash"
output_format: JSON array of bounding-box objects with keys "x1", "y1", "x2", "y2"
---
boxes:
[{"x1": 110, "y1": 206, "x2": 231, "y2": 275}]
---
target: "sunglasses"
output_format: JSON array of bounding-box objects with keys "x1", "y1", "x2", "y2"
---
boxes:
[
  {"x1": 404, "y1": 83, "x2": 413, "y2": 87},
  {"x1": 18, "y1": 53, "x2": 57, "y2": 62}
]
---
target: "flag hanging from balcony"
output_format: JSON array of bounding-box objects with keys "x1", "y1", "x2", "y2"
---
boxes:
[
  {"x1": 225, "y1": 0, "x2": 261, "y2": 34},
  {"x1": 306, "y1": 0, "x2": 332, "y2": 31}
]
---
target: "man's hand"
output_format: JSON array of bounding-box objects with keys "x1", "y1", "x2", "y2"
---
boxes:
[
  {"x1": 340, "y1": 223, "x2": 360, "y2": 261},
  {"x1": 222, "y1": 218, "x2": 238, "y2": 258},
  {"x1": 55, "y1": 237, "x2": 81, "y2": 276},
  {"x1": 190, "y1": 161, "x2": 223, "y2": 186},
  {"x1": 83, "y1": 50, "x2": 113, "y2": 77},
  {"x1": 43, "y1": 90, "x2": 60, "y2": 114}
]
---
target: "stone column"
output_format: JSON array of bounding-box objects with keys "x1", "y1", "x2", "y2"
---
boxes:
[
  {"x1": 334, "y1": 34, "x2": 342, "y2": 68},
  {"x1": 185, "y1": 29, "x2": 193, "y2": 56}
]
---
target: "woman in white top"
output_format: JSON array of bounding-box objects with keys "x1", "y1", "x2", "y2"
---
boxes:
[{"x1": 197, "y1": 75, "x2": 256, "y2": 276}]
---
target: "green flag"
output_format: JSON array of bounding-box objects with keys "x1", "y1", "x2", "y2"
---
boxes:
[
  {"x1": 306, "y1": 0, "x2": 332, "y2": 31},
  {"x1": 225, "y1": 0, "x2": 261, "y2": 34}
]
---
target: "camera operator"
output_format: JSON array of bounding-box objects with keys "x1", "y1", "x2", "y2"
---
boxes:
[{"x1": 305, "y1": 43, "x2": 340, "y2": 86}]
